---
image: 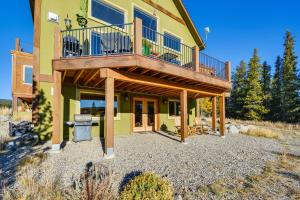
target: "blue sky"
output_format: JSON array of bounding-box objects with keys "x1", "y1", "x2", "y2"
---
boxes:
[{"x1": 0, "y1": 0, "x2": 299, "y2": 99}]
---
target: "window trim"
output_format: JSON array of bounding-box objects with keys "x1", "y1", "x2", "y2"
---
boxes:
[
  {"x1": 88, "y1": 0, "x2": 127, "y2": 29},
  {"x1": 23, "y1": 65, "x2": 33, "y2": 85},
  {"x1": 163, "y1": 30, "x2": 182, "y2": 53},
  {"x1": 168, "y1": 99, "x2": 180, "y2": 119},
  {"x1": 79, "y1": 90, "x2": 120, "y2": 120}
]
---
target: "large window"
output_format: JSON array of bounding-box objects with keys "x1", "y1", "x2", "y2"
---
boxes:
[
  {"x1": 134, "y1": 8, "x2": 157, "y2": 41},
  {"x1": 164, "y1": 32, "x2": 181, "y2": 51},
  {"x1": 91, "y1": 0, "x2": 124, "y2": 28},
  {"x1": 23, "y1": 65, "x2": 33, "y2": 84},
  {"x1": 80, "y1": 93, "x2": 118, "y2": 117},
  {"x1": 168, "y1": 100, "x2": 180, "y2": 117}
]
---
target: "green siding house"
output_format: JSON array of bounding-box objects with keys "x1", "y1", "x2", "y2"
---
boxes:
[{"x1": 27, "y1": 0, "x2": 231, "y2": 157}]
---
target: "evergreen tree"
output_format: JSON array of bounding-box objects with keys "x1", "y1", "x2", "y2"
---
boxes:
[
  {"x1": 270, "y1": 56, "x2": 283, "y2": 121},
  {"x1": 261, "y1": 61, "x2": 271, "y2": 119},
  {"x1": 243, "y1": 49, "x2": 268, "y2": 120},
  {"x1": 281, "y1": 32, "x2": 299, "y2": 123},
  {"x1": 229, "y1": 61, "x2": 247, "y2": 119}
]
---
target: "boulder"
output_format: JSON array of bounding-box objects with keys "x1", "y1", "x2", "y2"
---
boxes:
[
  {"x1": 227, "y1": 125, "x2": 239, "y2": 134},
  {"x1": 237, "y1": 125, "x2": 255, "y2": 133}
]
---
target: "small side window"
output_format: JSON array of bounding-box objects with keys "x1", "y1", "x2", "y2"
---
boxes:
[{"x1": 23, "y1": 66, "x2": 33, "y2": 84}]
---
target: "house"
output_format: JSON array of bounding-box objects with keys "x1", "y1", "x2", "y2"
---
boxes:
[
  {"x1": 26, "y1": 0, "x2": 231, "y2": 157},
  {"x1": 11, "y1": 38, "x2": 33, "y2": 121}
]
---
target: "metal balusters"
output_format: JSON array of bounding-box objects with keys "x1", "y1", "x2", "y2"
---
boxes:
[
  {"x1": 61, "y1": 23, "x2": 133, "y2": 58},
  {"x1": 199, "y1": 52, "x2": 226, "y2": 80}
]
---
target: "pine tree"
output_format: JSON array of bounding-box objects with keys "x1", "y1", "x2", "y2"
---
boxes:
[
  {"x1": 229, "y1": 61, "x2": 247, "y2": 119},
  {"x1": 243, "y1": 49, "x2": 268, "y2": 120},
  {"x1": 261, "y1": 61, "x2": 271, "y2": 119},
  {"x1": 270, "y1": 56, "x2": 283, "y2": 121},
  {"x1": 281, "y1": 32, "x2": 299, "y2": 123}
]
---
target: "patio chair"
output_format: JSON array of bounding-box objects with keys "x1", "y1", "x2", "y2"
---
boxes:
[{"x1": 174, "y1": 117, "x2": 196, "y2": 136}]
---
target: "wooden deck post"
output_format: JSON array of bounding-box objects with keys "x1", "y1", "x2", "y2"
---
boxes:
[
  {"x1": 104, "y1": 77, "x2": 115, "y2": 157},
  {"x1": 15, "y1": 38, "x2": 20, "y2": 51},
  {"x1": 52, "y1": 26, "x2": 62, "y2": 151},
  {"x1": 180, "y1": 90, "x2": 188, "y2": 143},
  {"x1": 52, "y1": 70, "x2": 62, "y2": 150},
  {"x1": 219, "y1": 93, "x2": 225, "y2": 137},
  {"x1": 134, "y1": 17, "x2": 143, "y2": 55},
  {"x1": 212, "y1": 96, "x2": 217, "y2": 131},
  {"x1": 225, "y1": 61, "x2": 231, "y2": 82},
  {"x1": 192, "y1": 46, "x2": 200, "y2": 72},
  {"x1": 12, "y1": 96, "x2": 18, "y2": 113},
  {"x1": 196, "y1": 98, "x2": 201, "y2": 118}
]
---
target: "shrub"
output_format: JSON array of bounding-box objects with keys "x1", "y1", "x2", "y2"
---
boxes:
[
  {"x1": 120, "y1": 172, "x2": 174, "y2": 200},
  {"x1": 244, "y1": 128, "x2": 280, "y2": 139}
]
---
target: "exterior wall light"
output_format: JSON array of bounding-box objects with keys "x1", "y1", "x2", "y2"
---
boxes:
[{"x1": 124, "y1": 94, "x2": 129, "y2": 101}]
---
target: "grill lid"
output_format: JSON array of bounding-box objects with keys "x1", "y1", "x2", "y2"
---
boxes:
[{"x1": 74, "y1": 114, "x2": 92, "y2": 122}]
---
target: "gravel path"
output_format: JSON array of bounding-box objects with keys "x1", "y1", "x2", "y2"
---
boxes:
[{"x1": 35, "y1": 132, "x2": 282, "y2": 193}]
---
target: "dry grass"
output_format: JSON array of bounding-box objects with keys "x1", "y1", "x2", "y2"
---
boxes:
[
  {"x1": 0, "y1": 134, "x2": 10, "y2": 151},
  {"x1": 0, "y1": 107, "x2": 11, "y2": 116},
  {"x1": 3, "y1": 153, "x2": 116, "y2": 200},
  {"x1": 229, "y1": 118, "x2": 300, "y2": 132},
  {"x1": 185, "y1": 149, "x2": 300, "y2": 199},
  {"x1": 243, "y1": 127, "x2": 280, "y2": 139}
]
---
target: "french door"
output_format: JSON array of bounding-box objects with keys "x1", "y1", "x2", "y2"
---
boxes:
[{"x1": 133, "y1": 98, "x2": 158, "y2": 132}]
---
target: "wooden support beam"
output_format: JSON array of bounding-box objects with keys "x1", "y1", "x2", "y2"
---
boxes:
[
  {"x1": 212, "y1": 96, "x2": 217, "y2": 131},
  {"x1": 62, "y1": 70, "x2": 67, "y2": 82},
  {"x1": 225, "y1": 61, "x2": 231, "y2": 82},
  {"x1": 15, "y1": 38, "x2": 21, "y2": 51},
  {"x1": 73, "y1": 70, "x2": 84, "y2": 84},
  {"x1": 84, "y1": 69, "x2": 100, "y2": 85},
  {"x1": 94, "y1": 78, "x2": 105, "y2": 87},
  {"x1": 140, "y1": 69, "x2": 151, "y2": 75},
  {"x1": 180, "y1": 90, "x2": 188, "y2": 142},
  {"x1": 115, "y1": 81, "x2": 126, "y2": 88},
  {"x1": 12, "y1": 96, "x2": 18, "y2": 113},
  {"x1": 193, "y1": 46, "x2": 200, "y2": 72},
  {"x1": 134, "y1": 18, "x2": 143, "y2": 55},
  {"x1": 104, "y1": 77, "x2": 115, "y2": 157},
  {"x1": 52, "y1": 70, "x2": 62, "y2": 149},
  {"x1": 219, "y1": 94, "x2": 225, "y2": 136},
  {"x1": 196, "y1": 98, "x2": 200, "y2": 118},
  {"x1": 150, "y1": 71, "x2": 160, "y2": 77},
  {"x1": 128, "y1": 67, "x2": 138, "y2": 72},
  {"x1": 100, "y1": 68, "x2": 222, "y2": 97}
]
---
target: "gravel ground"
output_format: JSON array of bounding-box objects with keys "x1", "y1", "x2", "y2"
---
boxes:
[{"x1": 34, "y1": 132, "x2": 282, "y2": 193}]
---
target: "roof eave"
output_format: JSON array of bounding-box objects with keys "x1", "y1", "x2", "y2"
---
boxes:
[{"x1": 173, "y1": 0, "x2": 206, "y2": 50}]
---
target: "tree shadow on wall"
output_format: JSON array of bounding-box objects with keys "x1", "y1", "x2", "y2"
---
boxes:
[{"x1": 33, "y1": 89, "x2": 53, "y2": 142}]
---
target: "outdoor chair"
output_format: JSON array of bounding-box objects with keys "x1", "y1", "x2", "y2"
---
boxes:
[
  {"x1": 174, "y1": 117, "x2": 196, "y2": 136},
  {"x1": 194, "y1": 117, "x2": 211, "y2": 134}
]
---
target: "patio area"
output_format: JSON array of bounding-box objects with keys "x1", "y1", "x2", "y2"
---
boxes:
[{"x1": 35, "y1": 131, "x2": 282, "y2": 193}]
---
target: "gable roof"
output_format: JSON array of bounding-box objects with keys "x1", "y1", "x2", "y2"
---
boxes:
[
  {"x1": 173, "y1": 0, "x2": 205, "y2": 49},
  {"x1": 29, "y1": 0, "x2": 205, "y2": 49}
]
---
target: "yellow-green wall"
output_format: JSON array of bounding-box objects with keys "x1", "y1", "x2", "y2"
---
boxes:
[{"x1": 38, "y1": 0, "x2": 198, "y2": 140}]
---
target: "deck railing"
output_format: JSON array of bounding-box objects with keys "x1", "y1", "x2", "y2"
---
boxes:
[
  {"x1": 141, "y1": 26, "x2": 193, "y2": 69},
  {"x1": 59, "y1": 21, "x2": 229, "y2": 81},
  {"x1": 199, "y1": 52, "x2": 226, "y2": 80},
  {"x1": 61, "y1": 23, "x2": 133, "y2": 57}
]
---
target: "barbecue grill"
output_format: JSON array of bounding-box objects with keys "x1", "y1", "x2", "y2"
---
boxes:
[{"x1": 73, "y1": 114, "x2": 92, "y2": 142}]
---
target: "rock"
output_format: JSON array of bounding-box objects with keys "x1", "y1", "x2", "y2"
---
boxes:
[
  {"x1": 237, "y1": 125, "x2": 255, "y2": 133},
  {"x1": 174, "y1": 194, "x2": 183, "y2": 200},
  {"x1": 228, "y1": 125, "x2": 239, "y2": 134}
]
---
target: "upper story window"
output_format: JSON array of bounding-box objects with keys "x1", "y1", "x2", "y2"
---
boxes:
[
  {"x1": 134, "y1": 8, "x2": 157, "y2": 42},
  {"x1": 91, "y1": 0, "x2": 125, "y2": 28},
  {"x1": 164, "y1": 32, "x2": 181, "y2": 52},
  {"x1": 23, "y1": 65, "x2": 33, "y2": 85}
]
